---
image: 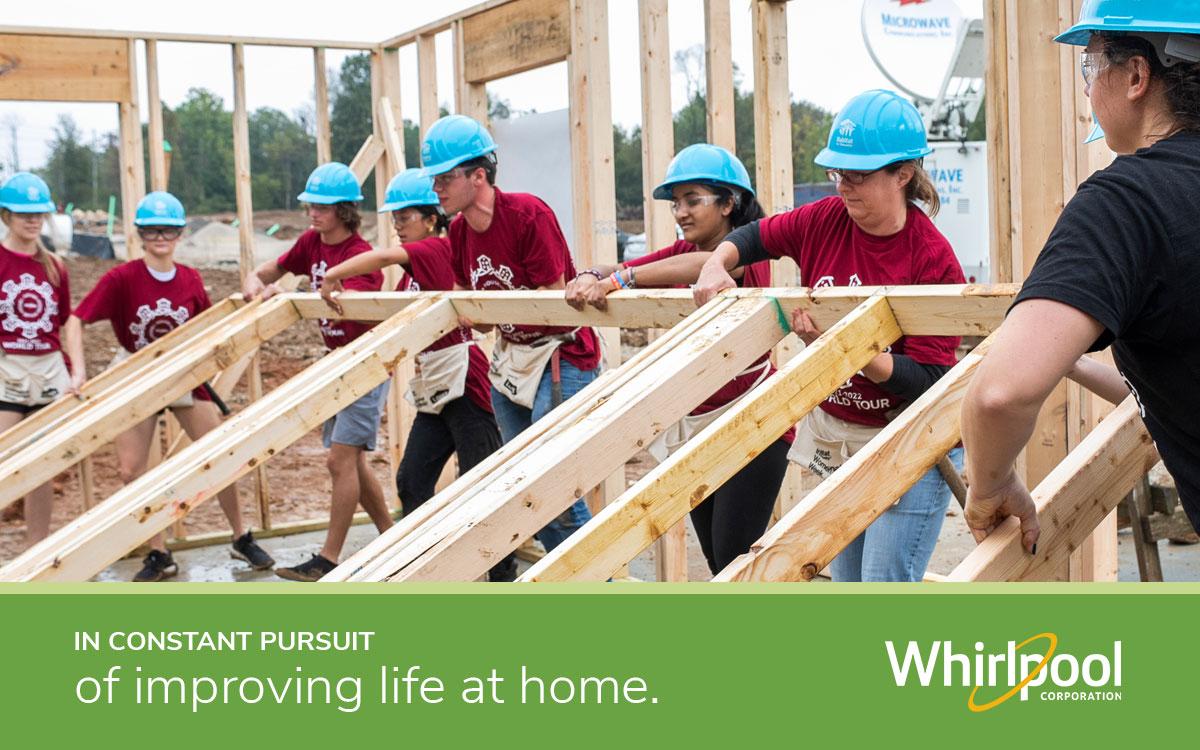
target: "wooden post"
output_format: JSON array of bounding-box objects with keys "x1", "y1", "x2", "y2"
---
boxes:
[
  {"x1": 144, "y1": 39, "x2": 167, "y2": 192},
  {"x1": 380, "y1": 48, "x2": 405, "y2": 168},
  {"x1": 453, "y1": 20, "x2": 489, "y2": 124},
  {"x1": 314, "y1": 47, "x2": 332, "y2": 165},
  {"x1": 704, "y1": 0, "x2": 736, "y2": 152},
  {"x1": 117, "y1": 38, "x2": 145, "y2": 259},
  {"x1": 417, "y1": 33, "x2": 439, "y2": 138}
]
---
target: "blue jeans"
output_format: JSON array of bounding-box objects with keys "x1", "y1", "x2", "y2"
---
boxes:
[
  {"x1": 830, "y1": 447, "x2": 963, "y2": 582},
  {"x1": 491, "y1": 359, "x2": 599, "y2": 552}
]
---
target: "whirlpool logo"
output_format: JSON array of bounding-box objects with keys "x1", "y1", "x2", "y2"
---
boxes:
[{"x1": 885, "y1": 634, "x2": 1123, "y2": 711}]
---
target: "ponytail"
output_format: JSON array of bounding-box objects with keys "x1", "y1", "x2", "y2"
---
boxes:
[
  {"x1": 890, "y1": 160, "x2": 941, "y2": 218},
  {"x1": 1, "y1": 208, "x2": 62, "y2": 286}
]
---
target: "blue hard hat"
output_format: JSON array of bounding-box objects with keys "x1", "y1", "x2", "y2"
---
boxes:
[
  {"x1": 1056, "y1": 0, "x2": 1200, "y2": 46},
  {"x1": 297, "y1": 162, "x2": 363, "y2": 204},
  {"x1": 378, "y1": 168, "x2": 441, "y2": 213},
  {"x1": 815, "y1": 89, "x2": 931, "y2": 171},
  {"x1": 0, "y1": 172, "x2": 55, "y2": 213},
  {"x1": 419, "y1": 115, "x2": 497, "y2": 177},
  {"x1": 134, "y1": 191, "x2": 186, "y2": 226},
  {"x1": 652, "y1": 143, "x2": 755, "y2": 200}
]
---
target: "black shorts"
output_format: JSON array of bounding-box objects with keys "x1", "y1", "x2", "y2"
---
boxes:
[{"x1": 0, "y1": 400, "x2": 45, "y2": 415}]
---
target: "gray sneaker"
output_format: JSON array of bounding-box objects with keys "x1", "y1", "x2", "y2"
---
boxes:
[{"x1": 231, "y1": 531, "x2": 275, "y2": 570}]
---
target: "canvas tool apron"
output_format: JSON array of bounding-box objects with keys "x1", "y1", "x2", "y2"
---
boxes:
[
  {"x1": 488, "y1": 331, "x2": 578, "y2": 409},
  {"x1": 406, "y1": 342, "x2": 473, "y2": 414},
  {"x1": 0, "y1": 350, "x2": 70, "y2": 406},
  {"x1": 788, "y1": 405, "x2": 881, "y2": 479},
  {"x1": 646, "y1": 359, "x2": 773, "y2": 463}
]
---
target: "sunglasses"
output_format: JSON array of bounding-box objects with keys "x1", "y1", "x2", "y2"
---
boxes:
[{"x1": 137, "y1": 226, "x2": 184, "y2": 241}]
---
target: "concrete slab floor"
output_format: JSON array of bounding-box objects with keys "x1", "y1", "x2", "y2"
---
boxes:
[{"x1": 95, "y1": 506, "x2": 1200, "y2": 583}]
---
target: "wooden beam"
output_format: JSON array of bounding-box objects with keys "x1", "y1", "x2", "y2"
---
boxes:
[
  {"x1": 375, "y1": 297, "x2": 792, "y2": 582},
  {"x1": 417, "y1": 33, "x2": 439, "y2": 139},
  {"x1": 0, "y1": 297, "x2": 240, "y2": 456},
  {"x1": 984, "y1": 0, "x2": 1013, "y2": 284},
  {"x1": 0, "y1": 298, "x2": 459, "y2": 582},
  {"x1": 461, "y1": 0, "x2": 570, "y2": 83},
  {"x1": 0, "y1": 297, "x2": 299, "y2": 512},
  {"x1": 326, "y1": 295, "x2": 744, "y2": 583},
  {"x1": 703, "y1": 0, "x2": 736, "y2": 151},
  {"x1": 348, "y1": 134, "x2": 383, "y2": 184},
  {"x1": 522, "y1": 295, "x2": 901, "y2": 582},
  {"x1": 144, "y1": 39, "x2": 167, "y2": 191},
  {"x1": 379, "y1": 48, "x2": 405, "y2": 169},
  {"x1": 286, "y1": 284, "x2": 1019, "y2": 336},
  {"x1": 314, "y1": 47, "x2": 332, "y2": 165},
  {"x1": 751, "y1": 1, "x2": 792, "y2": 217},
  {"x1": 231, "y1": 43, "x2": 255, "y2": 282},
  {"x1": 117, "y1": 38, "x2": 145, "y2": 260},
  {"x1": 638, "y1": 0, "x2": 675, "y2": 254},
  {"x1": 715, "y1": 334, "x2": 996, "y2": 582},
  {"x1": 453, "y1": 20, "x2": 490, "y2": 124},
  {"x1": 380, "y1": 0, "x2": 519, "y2": 48},
  {"x1": 947, "y1": 397, "x2": 1156, "y2": 582},
  {"x1": 0, "y1": 25, "x2": 376, "y2": 49},
  {"x1": 0, "y1": 33, "x2": 129, "y2": 102}
]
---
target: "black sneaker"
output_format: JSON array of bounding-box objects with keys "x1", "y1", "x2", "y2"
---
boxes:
[
  {"x1": 133, "y1": 549, "x2": 178, "y2": 582},
  {"x1": 487, "y1": 553, "x2": 519, "y2": 583},
  {"x1": 231, "y1": 531, "x2": 275, "y2": 570},
  {"x1": 275, "y1": 553, "x2": 336, "y2": 582}
]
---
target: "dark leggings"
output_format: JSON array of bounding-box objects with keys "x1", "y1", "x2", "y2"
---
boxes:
[
  {"x1": 689, "y1": 438, "x2": 792, "y2": 575},
  {"x1": 395, "y1": 395, "x2": 518, "y2": 581}
]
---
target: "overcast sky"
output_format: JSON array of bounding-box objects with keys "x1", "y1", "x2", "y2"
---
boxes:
[{"x1": 1, "y1": 0, "x2": 982, "y2": 170}]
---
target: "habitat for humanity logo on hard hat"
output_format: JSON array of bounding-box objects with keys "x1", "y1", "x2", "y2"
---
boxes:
[
  {"x1": 835, "y1": 119, "x2": 857, "y2": 148},
  {"x1": 885, "y1": 634, "x2": 1124, "y2": 711}
]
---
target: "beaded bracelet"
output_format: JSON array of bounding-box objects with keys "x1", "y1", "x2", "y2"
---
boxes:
[{"x1": 575, "y1": 269, "x2": 603, "y2": 282}]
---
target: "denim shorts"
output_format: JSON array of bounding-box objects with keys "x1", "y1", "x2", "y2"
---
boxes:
[{"x1": 322, "y1": 380, "x2": 389, "y2": 450}]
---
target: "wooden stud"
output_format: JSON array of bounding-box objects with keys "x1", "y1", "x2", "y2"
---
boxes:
[
  {"x1": 145, "y1": 40, "x2": 167, "y2": 191},
  {"x1": 0, "y1": 25, "x2": 376, "y2": 50},
  {"x1": 117, "y1": 38, "x2": 145, "y2": 260},
  {"x1": 348, "y1": 134, "x2": 384, "y2": 184},
  {"x1": 314, "y1": 47, "x2": 332, "y2": 165},
  {"x1": 0, "y1": 298, "x2": 459, "y2": 582},
  {"x1": 453, "y1": 20, "x2": 489, "y2": 124},
  {"x1": 231, "y1": 43, "x2": 256, "y2": 282},
  {"x1": 78, "y1": 457, "x2": 95, "y2": 511},
  {"x1": 715, "y1": 334, "x2": 997, "y2": 582},
  {"x1": 947, "y1": 397, "x2": 1156, "y2": 582},
  {"x1": 638, "y1": 0, "x2": 676, "y2": 255},
  {"x1": 249, "y1": 353, "x2": 272, "y2": 531},
  {"x1": 380, "y1": 48, "x2": 405, "y2": 168},
  {"x1": 522, "y1": 295, "x2": 902, "y2": 582},
  {"x1": 460, "y1": 0, "x2": 570, "y2": 83},
  {"x1": 417, "y1": 33, "x2": 440, "y2": 139},
  {"x1": 703, "y1": 0, "x2": 736, "y2": 152},
  {"x1": 0, "y1": 33, "x2": 129, "y2": 102},
  {"x1": 984, "y1": 0, "x2": 1013, "y2": 284}
]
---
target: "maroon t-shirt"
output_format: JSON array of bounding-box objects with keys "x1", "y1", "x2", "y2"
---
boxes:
[
  {"x1": 74, "y1": 259, "x2": 213, "y2": 401},
  {"x1": 276, "y1": 229, "x2": 382, "y2": 350},
  {"x1": 759, "y1": 196, "x2": 965, "y2": 427},
  {"x1": 0, "y1": 244, "x2": 70, "y2": 356},
  {"x1": 449, "y1": 188, "x2": 601, "y2": 371},
  {"x1": 626, "y1": 240, "x2": 793, "y2": 443},
  {"x1": 397, "y1": 236, "x2": 493, "y2": 414}
]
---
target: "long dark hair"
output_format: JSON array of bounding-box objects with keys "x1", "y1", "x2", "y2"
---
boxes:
[
  {"x1": 415, "y1": 204, "x2": 450, "y2": 234},
  {"x1": 706, "y1": 183, "x2": 766, "y2": 229},
  {"x1": 1100, "y1": 33, "x2": 1200, "y2": 136}
]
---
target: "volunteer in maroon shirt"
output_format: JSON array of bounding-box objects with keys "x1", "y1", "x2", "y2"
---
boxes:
[
  {"x1": 243, "y1": 162, "x2": 389, "y2": 582},
  {"x1": 0, "y1": 171, "x2": 70, "y2": 545},
  {"x1": 694, "y1": 90, "x2": 966, "y2": 582},
  {"x1": 66, "y1": 191, "x2": 276, "y2": 581},
  {"x1": 320, "y1": 168, "x2": 517, "y2": 582},
  {"x1": 420, "y1": 114, "x2": 601, "y2": 554},
  {"x1": 564, "y1": 144, "x2": 793, "y2": 574}
]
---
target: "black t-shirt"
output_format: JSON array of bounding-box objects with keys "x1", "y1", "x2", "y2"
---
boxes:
[{"x1": 1014, "y1": 131, "x2": 1200, "y2": 532}]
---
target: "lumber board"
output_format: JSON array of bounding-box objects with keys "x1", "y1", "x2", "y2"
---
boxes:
[
  {"x1": 453, "y1": 20, "x2": 489, "y2": 124},
  {"x1": 461, "y1": 0, "x2": 569, "y2": 83},
  {"x1": 0, "y1": 296, "x2": 241, "y2": 457},
  {"x1": 314, "y1": 47, "x2": 332, "y2": 165},
  {"x1": 348, "y1": 135, "x2": 383, "y2": 184},
  {"x1": 0, "y1": 298, "x2": 459, "y2": 582},
  {"x1": 117, "y1": 38, "x2": 145, "y2": 259},
  {"x1": 638, "y1": 0, "x2": 675, "y2": 255},
  {"x1": 381, "y1": 297, "x2": 790, "y2": 582},
  {"x1": 381, "y1": 0, "x2": 516, "y2": 48},
  {"x1": 947, "y1": 397, "x2": 1157, "y2": 582},
  {"x1": 714, "y1": 334, "x2": 997, "y2": 582},
  {"x1": 0, "y1": 25, "x2": 375, "y2": 50},
  {"x1": 286, "y1": 284, "x2": 1018, "y2": 335},
  {"x1": 0, "y1": 297, "x2": 299, "y2": 511},
  {"x1": 703, "y1": 0, "x2": 736, "y2": 151},
  {"x1": 379, "y1": 49, "x2": 405, "y2": 168},
  {"x1": 417, "y1": 34, "x2": 439, "y2": 140},
  {"x1": 0, "y1": 33, "x2": 129, "y2": 102},
  {"x1": 751, "y1": 0, "x2": 791, "y2": 216},
  {"x1": 326, "y1": 296, "x2": 743, "y2": 582},
  {"x1": 145, "y1": 40, "x2": 167, "y2": 191},
  {"x1": 522, "y1": 295, "x2": 902, "y2": 582},
  {"x1": 231, "y1": 43, "x2": 255, "y2": 281}
]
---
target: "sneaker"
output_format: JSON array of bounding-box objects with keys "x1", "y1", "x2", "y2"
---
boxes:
[
  {"x1": 231, "y1": 531, "x2": 275, "y2": 570},
  {"x1": 275, "y1": 553, "x2": 337, "y2": 582},
  {"x1": 133, "y1": 549, "x2": 178, "y2": 582},
  {"x1": 487, "y1": 553, "x2": 519, "y2": 583}
]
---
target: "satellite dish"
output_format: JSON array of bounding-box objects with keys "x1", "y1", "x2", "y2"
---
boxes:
[{"x1": 861, "y1": 0, "x2": 965, "y2": 103}]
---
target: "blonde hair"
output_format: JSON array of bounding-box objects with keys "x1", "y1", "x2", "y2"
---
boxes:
[
  {"x1": 888, "y1": 159, "x2": 941, "y2": 219},
  {"x1": 1, "y1": 208, "x2": 63, "y2": 286}
]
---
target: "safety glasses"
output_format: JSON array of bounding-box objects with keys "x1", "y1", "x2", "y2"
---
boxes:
[
  {"x1": 137, "y1": 226, "x2": 184, "y2": 241},
  {"x1": 1080, "y1": 51, "x2": 1110, "y2": 88},
  {"x1": 669, "y1": 194, "x2": 722, "y2": 215},
  {"x1": 825, "y1": 168, "x2": 882, "y2": 186}
]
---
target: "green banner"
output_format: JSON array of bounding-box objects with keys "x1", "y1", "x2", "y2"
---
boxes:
[{"x1": 1, "y1": 584, "x2": 1193, "y2": 745}]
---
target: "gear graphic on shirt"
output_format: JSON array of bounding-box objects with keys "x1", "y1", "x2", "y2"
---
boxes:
[
  {"x1": 310, "y1": 260, "x2": 328, "y2": 290},
  {"x1": 1, "y1": 273, "x2": 58, "y2": 340},
  {"x1": 470, "y1": 255, "x2": 515, "y2": 290},
  {"x1": 129, "y1": 298, "x2": 191, "y2": 350}
]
